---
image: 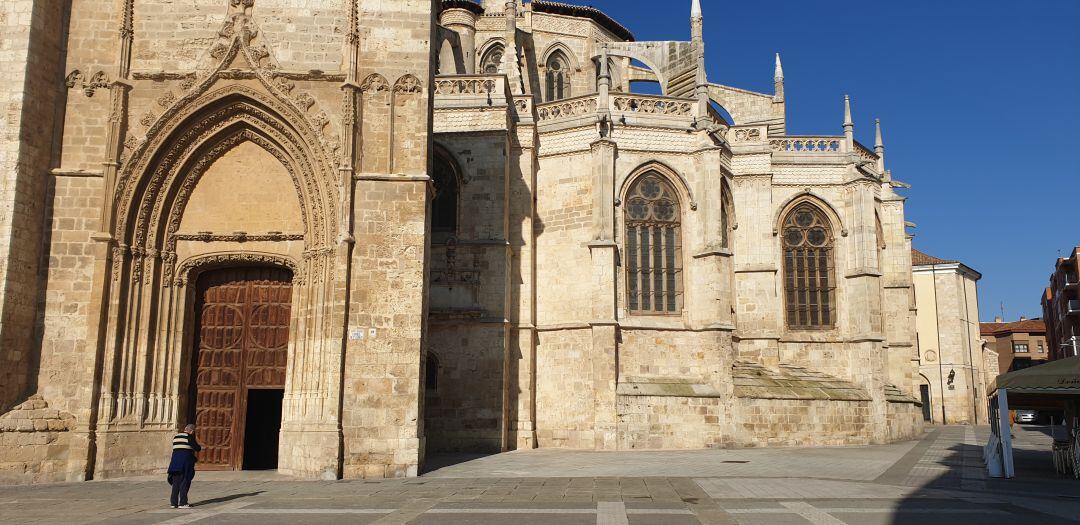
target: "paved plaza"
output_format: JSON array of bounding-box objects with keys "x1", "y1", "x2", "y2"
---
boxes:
[{"x1": 1, "y1": 425, "x2": 1077, "y2": 524}]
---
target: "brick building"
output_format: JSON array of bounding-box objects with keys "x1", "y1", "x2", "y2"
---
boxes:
[
  {"x1": 1042, "y1": 247, "x2": 1080, "y2": 361},
  {"x1": 980, "y1": 318, "x2": 1049, "y2": 373},
  {"x1": 0, "y1": 0, "x2": 924, "y2": 484}
]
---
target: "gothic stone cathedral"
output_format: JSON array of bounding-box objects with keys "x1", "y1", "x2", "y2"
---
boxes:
[{"x1": 0, "y1": 0, "x2": 922, "y2": 483}]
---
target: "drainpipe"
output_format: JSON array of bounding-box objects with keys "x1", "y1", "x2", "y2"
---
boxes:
[{"x1": 930, "y1": 262, "x2": 947, "y2": 424}]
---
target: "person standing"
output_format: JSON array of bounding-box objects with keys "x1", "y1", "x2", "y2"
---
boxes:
[{"x1": 168, "y1": 423, "x2": 201, "y2": 509}]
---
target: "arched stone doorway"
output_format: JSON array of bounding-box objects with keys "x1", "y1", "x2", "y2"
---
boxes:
[{"x1": 189, "y1": 266, "x2": 292, "y2": 470}]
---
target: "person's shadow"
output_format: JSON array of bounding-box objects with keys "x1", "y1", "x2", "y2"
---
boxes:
[{"x1": 193, "y1": 491, "x2": 264, "y2": 507}]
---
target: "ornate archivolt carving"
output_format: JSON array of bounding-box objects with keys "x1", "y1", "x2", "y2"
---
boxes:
[
  {"x1": 172, "y1": 251, "x2": 300, "y2": 288},
  {"x1": 117, "y1": 85, "x2": 338, "y2": 257}
]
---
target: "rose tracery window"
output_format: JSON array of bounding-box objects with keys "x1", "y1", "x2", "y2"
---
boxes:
[
  {"x1": 624, "y1": 172, "x2": 682, "y2": 314},
  {"x1": 782, "y1": 203, "x2": 836, "y2": 329},
  {"x1": 480, "y1": 44, "x2": 504, "y2": 75}
]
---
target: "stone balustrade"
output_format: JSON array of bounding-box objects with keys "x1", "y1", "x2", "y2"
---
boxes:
[
  {"x1": 611, "y1": 94, "x2": 694, "y2": 117},
  {"x1": 433, "y1": 76, "x2": 500, "y2": 96},
  {"x1": 536, "y1": 95, "x2": 598, "y2": 122},
  {"x1": 432, "y1": 75, "x2": 509, "y2": 110},
  {"x1": 770, "y1": 136, "x2": 844, "y2": 154}
]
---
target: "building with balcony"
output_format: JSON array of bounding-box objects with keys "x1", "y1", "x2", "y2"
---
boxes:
[
  {"x1": 1043, "y1": 247, "x2": 1080, "y2": 361},
  {"x1": 911, "y1": 249, "x2": 992, "y2": 424},
  {"x1": 0, "y1": 0, "x2": 923, "y2": 484}
]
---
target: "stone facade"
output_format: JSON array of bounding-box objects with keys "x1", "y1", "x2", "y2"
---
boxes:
[
  {"x1": 1, "y1": 0, "x2": 922, "y2": 484},
  {"x1": 912, "y1": 249, "x2": 992, "y2": 425}
]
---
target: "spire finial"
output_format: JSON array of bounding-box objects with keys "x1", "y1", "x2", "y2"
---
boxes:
[
  {"x1": 874, "y1": 118, "x2": 886, "y2": 174},
  {"x1": 692, "y1": 0, "x2": 702, "y2": 18},
  {"x1": 843, "y1": 95, "x2": 854, "y2": 150},
  {"x1": 773, "y1": 53, "x2": 785, "y2": 102}
]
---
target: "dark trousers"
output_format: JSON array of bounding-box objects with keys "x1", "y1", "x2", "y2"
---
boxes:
[{"x1": 169, "y1": 470, "x2": 194, "y2": 507}]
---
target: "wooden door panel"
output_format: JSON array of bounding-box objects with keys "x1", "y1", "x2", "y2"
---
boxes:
[{"x1": 193, "y1": 267, "x2": 291, "y2": 470}]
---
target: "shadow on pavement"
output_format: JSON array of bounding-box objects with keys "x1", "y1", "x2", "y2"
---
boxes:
[
  {"x1": 194, "y1": 491, "x2": 263, "y2": 507},
  {"x1": 889, "y1": 426, "x2": 1079, "y2": 525},
  {"x1": 421, "y1": 453, "x2": 497, "y2": 474}
]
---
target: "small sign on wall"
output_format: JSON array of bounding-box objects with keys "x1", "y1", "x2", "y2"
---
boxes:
[{"x1": 349, "y1": 328, "x2": 365, "y2": 340}]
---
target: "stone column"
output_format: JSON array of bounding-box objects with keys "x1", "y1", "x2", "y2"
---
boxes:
[{"x1": 587, "y1": 138, "x2": 618, "y2": 450}]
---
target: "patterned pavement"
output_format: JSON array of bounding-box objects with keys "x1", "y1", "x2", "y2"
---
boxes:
[{"x1": 1, "y1": 425, "x2": 1077, "y2": 524}]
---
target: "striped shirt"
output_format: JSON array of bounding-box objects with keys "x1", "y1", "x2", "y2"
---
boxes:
[{"x1": 172, "y1": 432, "x2": 198, "y2": 451}]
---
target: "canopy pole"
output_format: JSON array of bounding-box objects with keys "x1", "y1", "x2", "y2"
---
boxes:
[{"x1": 997, "y1": 388, "x2": 1015, "y2": 478}]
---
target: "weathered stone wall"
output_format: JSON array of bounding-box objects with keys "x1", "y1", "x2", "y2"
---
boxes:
[
  {"x1": 425, "y1": 323, "x2": 504, "y2": 452},
  {"x1": 343, "y1": 178, "x2": 429, "y2": 478},
  {"x1": 534, "y1": 328, "x2": 599, "y2": 449},
  {"x1": 734, "y1": 398, "x2": 872, "y2": 447},
  {"x1": 0, "y1": 0, "x2": 67, "y2": 413}
]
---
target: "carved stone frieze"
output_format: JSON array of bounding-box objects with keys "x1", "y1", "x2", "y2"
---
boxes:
[
  {"x1": 65, "y1": 69, "x2": 110, "y2": 97},
  {"x1": 174, "y1": 232, "x2": 304, "y2": 242}
]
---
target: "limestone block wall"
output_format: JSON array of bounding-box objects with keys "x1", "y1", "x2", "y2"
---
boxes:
[
  {"x1": 35, "y1": 175, "x2": 103, "y2": 421},
  {"x1": 734, "y1": 398, "x2": 872, "y2": 447},
  {"x1": 616, "y1": 396, "x2": 728, "y2": 450},
  {"x1": 425, "y1": 323, "x2": 504, "y2": 452},
  {"x1": 534, "y1": 328, "x2": 599, "y2": 448},
  {"x1": 535, "y1": 151, "x2": 593, "y2": 323},
  {"x1": 343, "y1": 179, "x2": 429, "y2": 478},
  {"x1": 0, "y1": 396, "x2": 77, "y2": 484},
  {"x1": 0, "y1": 0, "x2": 67, "y2": 412},
  {"x1": 130, "y1": 0, "x2": 347, "y2": 72}
]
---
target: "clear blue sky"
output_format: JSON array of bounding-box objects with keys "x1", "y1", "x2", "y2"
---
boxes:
[{"x1": 583, "y1": 0, "x2": 1079, "y2": 322}]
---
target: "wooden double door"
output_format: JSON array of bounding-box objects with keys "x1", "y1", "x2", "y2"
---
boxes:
[{"x1": 191, "y1": 267, "x2": 292, "y2": 470}]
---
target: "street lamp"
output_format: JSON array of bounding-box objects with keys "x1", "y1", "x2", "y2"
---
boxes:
[{"x1": 947, "y1": 369, "x2": 956, "y2": 390}]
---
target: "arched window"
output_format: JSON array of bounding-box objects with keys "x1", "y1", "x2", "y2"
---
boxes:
[
  {"x1": 480, "y1": 44, "x2": 504, "y2": 75},
  {"x1": 781, "y1": 203, "x2": 836, "y2": 329},
  {"x1": 624, "y1": 172, "x2": 682, "y2": 314},
  {"x1": 545, "y1": 51, "x2": 571, "y2": 101},
  {"x1": 431, "y1": 148, "x2": 459, "y2": 234}
]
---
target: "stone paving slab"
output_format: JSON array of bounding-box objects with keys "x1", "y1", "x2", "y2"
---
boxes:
[{"x1": 423, "y1": 440, "x2": 919, "y2": 480}]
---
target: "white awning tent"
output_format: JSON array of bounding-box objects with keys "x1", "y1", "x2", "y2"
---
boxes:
[{"x1": 986, "y1": 356, "x2": 1080, "y2": 478}]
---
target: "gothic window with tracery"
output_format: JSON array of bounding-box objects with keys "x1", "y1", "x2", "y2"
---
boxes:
[
  {"x1": 782, "y1": 203, "x2": 836, "y2": 329},
  {"x1": 624, "y1": 172, "x2": 682, "y2": 314},
  {"x1": 432, "y1": 149, "x2": 459, "y2": 234},
  {"x1": 480, "y1": 44, "x2": 504, "y2": 75},
  {"x1": 545, "y1": 51, "x2": 571, "y2": 101}
]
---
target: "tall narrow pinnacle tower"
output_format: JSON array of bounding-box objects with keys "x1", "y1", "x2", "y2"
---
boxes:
[
  {"x1": 691, "y1": 0, "x2": 708, "y2": 124},
  {"x1": 774, "y1": 53, "x2": 784, "y2": 102},
  {"x1": 874, "y1": 118, "x2": 886, "y2": 174},
  {"x1": 499, "y1": 1, "x2": 524, "y2": 94},
  {"x1": 843, "y1": 95, "x2": 854, "y2": 150},
  {"x1": 691, "y1": 0, "x2": 703, "y2": 42}
]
